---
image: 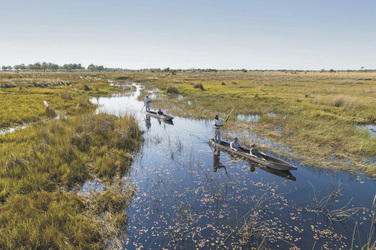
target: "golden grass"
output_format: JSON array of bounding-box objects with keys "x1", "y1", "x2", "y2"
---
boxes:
[
  {"x1": 128, "y1": 70, "x2": 376, "y2": 175},
  {"x1": 0, "y1": 110, "x2": 142, "y2": 248}
]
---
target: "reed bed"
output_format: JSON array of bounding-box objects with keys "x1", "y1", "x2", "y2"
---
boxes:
[
  {"x1": 0, "y1": 113, "x2": 142, "y2": 248},
  {"x1": 0, "y1": 71, "x2": 122, "y2": 128},
  {"x1": 127, "y1": 70, "x2": 376, "y2": 176}
]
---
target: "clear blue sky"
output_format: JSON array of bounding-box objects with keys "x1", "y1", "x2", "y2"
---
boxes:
[{"x1": 1, "y1": 0, "x2": 375, "y2": 70}]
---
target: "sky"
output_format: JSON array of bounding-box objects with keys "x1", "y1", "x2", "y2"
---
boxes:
[{"x1": 1, "y1": 0, "x2": 375, "y2": 70}]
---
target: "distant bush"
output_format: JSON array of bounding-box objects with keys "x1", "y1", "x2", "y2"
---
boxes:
[
  {"x1": 84, "y1": 84, "x2": 93, "y2": 91},
  {"x1": 18, "y1": 82, "x2": 27, "y2": 90},
  {"x1": 45, "y1": 105, "x2": 57, "y2": 118},
  {"x1": 222, "y1": 82, "x2": 226, "y2": 85},
  {"x1": 166, "y1": 85, "x2": 179, "y2": 94},
  {"x1": 193, "y1": 83, "x2": 205, "y2": 90},
  {"x1": 115, "y1": 76, "x2": 129, "y2": 80},
  {"x1": 310, "y1": 95, "x2": 363, "y2": 109}
]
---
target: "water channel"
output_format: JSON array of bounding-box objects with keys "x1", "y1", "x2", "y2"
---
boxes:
[{"x1": 91, "y1": 82, "x2": 376, "y2": 249}]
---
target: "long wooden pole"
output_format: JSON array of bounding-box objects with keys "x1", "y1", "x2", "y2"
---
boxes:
[{"x1": 225, "y1": 107, "x2": 235, "y2": 122}]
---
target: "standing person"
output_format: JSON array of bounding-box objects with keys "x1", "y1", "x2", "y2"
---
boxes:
[
  {"x1": 230, "y1": 137, "x2": 242, "y2": 151},
  {"x1": 144, "y1": 95, "x2": 151, "y2": 112},
  {"x1": 249, "y1": 143, "x2": 267, "y2": 160},
  {"x1": 214, "y1": 115, "x2": 228, "y2": 143}
]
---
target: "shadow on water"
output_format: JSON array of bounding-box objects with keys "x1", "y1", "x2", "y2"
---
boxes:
[{"x1": 89, "y1": 82, "x2": 376, "y2": 249}]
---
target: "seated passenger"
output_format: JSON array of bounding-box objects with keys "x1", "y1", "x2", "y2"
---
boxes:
[
  {"x1": 157, "y1": 109, "x2": 164, "y2": 115},
  {"x1": 249, "y1": 143, "x2": 267, "y2": 160},
  {"x1": 230, "y1": 137, "x2": 242, "y2": 151}
]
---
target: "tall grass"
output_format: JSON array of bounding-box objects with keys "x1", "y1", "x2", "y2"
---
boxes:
[
  {"x1": 128, "y1": 70, "x2": 376, "y2": 176},
  {"x1": 0, "y1": 113, "x2": 142, "y2": 248}
]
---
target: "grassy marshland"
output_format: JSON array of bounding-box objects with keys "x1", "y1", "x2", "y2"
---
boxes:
[
  {"x1": 0, "y1": 72, "x2": 142, "y2": 248},
  {"x1": 127, "y1": 70, "x2": 376, "y2": 176},
  {"x1": 0, "y1": 114, "x2": 142, "y2": 248},
  {"x1": 0, "y1": 71, "x2": 122, "y2": 128}
]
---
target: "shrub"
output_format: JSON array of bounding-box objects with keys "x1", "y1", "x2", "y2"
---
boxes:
[
  {"x1": 193, "y1": 83, "x2": 205, "y2": 91},
  {"x1": 166, "y1": 85, "x2": 179, "y2": 94},
  {"x1": 84, "y1": 84, "x2": 93, "y2": 91}
]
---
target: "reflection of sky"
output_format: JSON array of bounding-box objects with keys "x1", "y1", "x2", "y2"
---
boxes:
[
  {"x1": 92, "y1": 83, "x2": 376, "y2": 249},
  {"x1": 360, "y1": 124, "x2": 376, "y2": 136}
]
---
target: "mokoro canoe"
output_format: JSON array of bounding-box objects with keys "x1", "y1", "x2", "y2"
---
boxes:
[
  {"x1": 145, "y1": 111, "x2": 174, "y2": 121},
  {"x1": 209, "y1": 139, "x2": 297, "y2": 171}
]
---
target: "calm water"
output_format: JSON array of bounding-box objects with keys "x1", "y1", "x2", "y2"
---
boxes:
[{"x1": 91, "y1": 83, "x2": 376, "y2": 249}]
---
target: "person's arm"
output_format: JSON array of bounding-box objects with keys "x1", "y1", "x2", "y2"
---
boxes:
[{"x1": 230, "y1": 142, "x2": 237, "y2": 151}]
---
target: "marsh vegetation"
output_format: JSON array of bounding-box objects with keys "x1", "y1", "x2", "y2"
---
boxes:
[
  {"x1": 1, "y1": 71, "x2": 376, "y2": 249},
  {"x1": 127, "y1": 70, "x2": 376, "y2": 176},
  {"x1": 0, "y1": 72, "x2": 142, "y2": 248}
]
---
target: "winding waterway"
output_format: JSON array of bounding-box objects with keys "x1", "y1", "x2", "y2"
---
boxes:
[{"x1": 91, "y1": 82, "x2": 376, "y2": 249}]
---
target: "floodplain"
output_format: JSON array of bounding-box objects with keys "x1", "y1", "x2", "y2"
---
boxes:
[{"x1": 1, "y1": 70, "x2": 376, "y2": 249}]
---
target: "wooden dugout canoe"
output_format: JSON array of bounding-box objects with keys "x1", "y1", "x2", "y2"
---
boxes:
[
  {"x1": 209, "y1": 139, "x2": 297, "y2": 171},
  {"x1": 145, "y1": 111, "x2": 174, "y2": 121}
]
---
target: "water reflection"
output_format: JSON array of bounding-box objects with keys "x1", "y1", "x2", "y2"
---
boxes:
[
  {"x1": 357, "y1": 124, "x2": 376, "y2": 136},
  {"x1": 236, "y1": 114, "x2": 260, "y2": 123},
  {"x1": 145, "y1": 115, "x2": 151, "y2": 130},
  {"x1": 89, "y1": 82, "x2": 376, "y2": 249},
  {"x1": 259, "y1": 166, "x2": 296, "y2": 181},
  {"x1": 213, "y1": 150, "x2": 227, "y2": 174}
]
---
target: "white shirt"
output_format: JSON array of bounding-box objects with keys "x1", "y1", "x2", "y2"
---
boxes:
[
  {"x1": 214, "y1": 118, "x2": 225, "y2": 128},
  {"x1": 145, "y1": 97, "x2": 151, "y2": 104}
]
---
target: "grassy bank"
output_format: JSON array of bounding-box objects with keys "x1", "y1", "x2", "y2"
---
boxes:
[
  {"x1": 0, "y1": 113, "x2": 142, "y2": 248},
  {"x1": 0, "y1": 71, "x2": 122, "y2": 128},
  {"x1": 0, "y1": 72, "x2": 143, "y2": 248},
  {"x1": 127, "y1": 70, "x2": 376, "y2": 176}
]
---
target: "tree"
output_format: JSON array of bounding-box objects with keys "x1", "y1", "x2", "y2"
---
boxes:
[
  {"x1": 2, "y1": 66, "x2": 7, "y2": 71},
  {"x1": 41, "y1": 62, "x2": 48, "y2": 72},
  {"x1": 32, "y1": 62, "x2": 41, "y2": 71},
  {"x1": 88, "y1": 64, "x2": 96, "y2": 71},
  {"x1": 63, "y1": 64, "x2": 72, "y2": 72},
  {"x1": 19, "y1": 64, "x2": 26, "y2": 71},
  {"x1": 50, "y1": 64, "x2": 59, "y2": 71}
]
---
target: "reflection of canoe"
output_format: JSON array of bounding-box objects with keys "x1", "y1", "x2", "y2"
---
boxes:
[
  {"x1": 163, "y1": 119, "x2": 174, "y2": 125},
  {"x1": 145, "y1": 111, "x2": 174, "y2": 121},
  {"x1": 209, "y1": 139, "x2": 297, "y2": 171},
  {"x1": 259, "y1": 165, "x2": 296, "y2": 181}
]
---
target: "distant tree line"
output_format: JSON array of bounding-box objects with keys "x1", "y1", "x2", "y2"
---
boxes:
[
  {"x1": 2, "y1": 63, "x2": 375, "y2": 72},
  {"x1": 1, "y1": 62, "x2": 120, "y2": 72}
]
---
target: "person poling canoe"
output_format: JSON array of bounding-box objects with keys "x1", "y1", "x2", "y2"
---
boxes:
[
  {"x1": 213, "y1": 107, "x2": 235, "y2": 143},
  {"x1": 144, "y1": 96, "x2": 151, "y2": 112}
]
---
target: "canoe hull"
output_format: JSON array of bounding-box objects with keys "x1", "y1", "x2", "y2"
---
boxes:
[
  {"x1": 146, "y1": 111, "x2": 174, "y2": 121},
  {"x1": 209, "y1": 139, "x2": 297, "y2": 171}
]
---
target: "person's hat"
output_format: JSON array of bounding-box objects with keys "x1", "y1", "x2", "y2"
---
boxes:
[{"x1": 234, "y1": 137, "x2": 238, "y2": 140}]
